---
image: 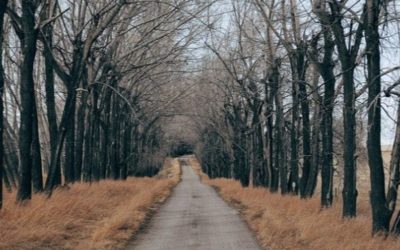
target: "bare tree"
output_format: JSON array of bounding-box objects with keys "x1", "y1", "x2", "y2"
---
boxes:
[
  {"x1": 0, "y1": 0, "x2": 9, "y2": 209},
  {"x1": 313, "y1": 0, "x2": 365, "y2": 217}
]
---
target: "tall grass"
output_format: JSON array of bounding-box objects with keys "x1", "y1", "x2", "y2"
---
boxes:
[
  {"x1": 189, "y1": 157, "x2": 400, "y2": 250},
  {"x1": 0, "y1": 158, "x2": 181, "y2": 250}
]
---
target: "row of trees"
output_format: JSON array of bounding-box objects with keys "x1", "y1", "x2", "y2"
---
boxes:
[
  {"x1": 194, "y1": 0, "x2": 400, "y2": 235},
  {"x1": 0, "y1": 0, "x2": 210, "y2": 208},
  {"x1": 2, "y1": 0, "x2": 400, "y2": 237}
]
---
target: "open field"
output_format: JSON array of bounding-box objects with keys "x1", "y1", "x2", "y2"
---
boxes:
[
  {"x1": 0, "y1": 158, "x2": 181, "y2": 250},
  {"x1": 189, "y1": 157, "x2": 400, "y2": 250}
]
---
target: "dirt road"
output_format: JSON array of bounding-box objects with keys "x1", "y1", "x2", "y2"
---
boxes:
[{"x1": 129, "y1": 157, "x2": 261, "y2": 250}]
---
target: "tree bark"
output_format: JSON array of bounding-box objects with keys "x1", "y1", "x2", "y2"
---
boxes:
[
  {"x1": 82, "y1": 105, "x2": 93, "y2": 182},
  {"x1": 17, "y1": 0, "x2": 39, "y2": 202},
  {"x1": 102, "y1": 87, "x2": 112, "y2": 179},
  {"x1": 91, "y1": 97, "x2": 101, "y2": 182},
  {"x1": 110, "y1": 93, "x2": 120, "y2": 180},
  {"x1": 388, "y1": 100, "x2": 400, "y2": 233},
  {"x1": 341, "y1": 66, "x2": 357, "y2": 217},
  {"x1": 270, "y1": 63, "x2": 286, "y2": 194},
  {"x1": 0, "y1": 0, "x2": 8, "y2": 209},
  {"x1": 268, "y1": 74, "x2": 280, "y2": 192},
  {"x1": 313, "y1": 0, "x2": 364, "y2": 218},
  {"x1": 319, "y1": 30, "x2": 336, "y2": 208},
  {"x1": 305, "y1": 64, "x2": 321, "y2": 197},
  {"x1": 252, "y1": 102, "x2": 265, "y2": 187},
  {"x1": 74, "y1": 84, "x2": 88, "y2": 182},
  {"x1": 289, "y1": 58, "x2": 299, "y2": 195},
  {"x1": 45, "y1": 90, "x2": 76, "y2": 192},
  {"x1": 32, "y1": 100, "x2": 43, "y2": 192},
  {"x1": 64, "y1": 86, "x2": 76, "y2": 183},
  {"x1": 295, "y1": 43, "x2": 312, "y2": 198},
  {"x1": 365, "y1": 0, "x2": 391, "y2": 233},
  {"x1": 42, "y1": 15, "x2": 61, "y2": 187},
  {"x1": 264, "y1": 75, "x2": 273, "y2": 188}
]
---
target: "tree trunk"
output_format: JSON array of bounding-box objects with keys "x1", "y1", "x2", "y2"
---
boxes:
[
  {"x1": 289, "y1": 58, "x2": 299, "y2": 195},
  {"x1": 313, "y1": 0, "x2": 364, "y2": 218},
  {"x1": 43, "y1": 21, "x2": 61, "y2": 187},
  {"x1": 130, "y1": 124, "x2": 139, "y2": 176},
  {"x1": 232, "y1": 123, "x2": 249, "y2": 187},
  {"x1": 102, "y1": 87, "x2": 112, "y2": 179},
  {"x1": 4, "y1": 123, "x2": 19, "y2": 188},
  {"x1": 17, "y1": 0, "x2": 38, "y2": 202},
  {"x1": 74, "y1": 85, "x2": 88, "y2": 182},
  {"x1": 0, "y1": 0, "x2": 8, "y2": 209},
  {"x1": 342, "y1": 66, "x2": 357, "y2": 217},
  {"x1": 120, "y1": 103, "x2": 130, "y2": 180},
  {"x1": 110, "y1": 93, "x2": 119, "y2": 180},
  {"x1": 32, "y1": 100, "x2": 43, "y2": 192},
  {"x1": 388, "y1": 100, "x2": 400, "y2": 233},
  {"x1": 63, "y1": 40, "x2": 85, "y2": 184},
  {"x1": 45, "y1": 90, "x2": 76, "y2": 192},
  {"x1": 305, "y1": 65, "x2": 321, "y2": 197},
  {"x1": 319, "y1": 30, "x2": 336, "y2": 208},
  {"x1": 242, "y1": 129, "x2": 250, "y2": 186},
  {"x1": 64, "y1": 86, "x2": 76, "y2": 183},
  {"x1": 82, "y1": 100, "x2": 93, "y2": 182},
  {"x1": 91, "y1": 85, "x2": 101, "y2": 181},
  {"x1": 271, "y1": 64, "x2": 286, "y2": 194},
  {"x1": 365, "y1": 0, "x2": 391, "y2": 233},
  {"x1": 252, "y1": 104, "x2": 265, "y2": 187},
  {"x1": 264, "y1": 75, "x2": 274, "y2": 188},
  {"x1": 295, "y1": 44, "x2": 312, "y2": 198},
  {"x1": 276, "y1": 98, "x2": 286, "y2": 194}
]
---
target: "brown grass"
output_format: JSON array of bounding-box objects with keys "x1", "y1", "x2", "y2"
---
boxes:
[
  {"x1": 0, "y1": 158, "x2": 181, "y2": 250},
  {"x1": 189, "y1": 157, "x2": 400, "y2": 250}
]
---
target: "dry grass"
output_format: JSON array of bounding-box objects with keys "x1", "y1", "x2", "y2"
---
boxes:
[
  {"x1": 189, "y1": 157, "x2": 400, "y2": 250},
  {"x1": 0, "y1": 158, "x2": 181, "y2": 250}
]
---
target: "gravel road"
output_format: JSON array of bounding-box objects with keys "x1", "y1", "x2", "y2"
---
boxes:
[{"x1": 129, "y1": 157, "x2": 261, "y2": 250}]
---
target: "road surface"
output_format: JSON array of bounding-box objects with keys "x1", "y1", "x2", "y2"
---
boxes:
[{"x1": 129, "y1": 157, "x2": 261, "y2": 250}]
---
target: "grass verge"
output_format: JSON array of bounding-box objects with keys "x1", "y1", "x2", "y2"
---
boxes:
[
  {"x1": 0, "y1": 158, "x2": 181, "y2": 250},
  {"x1": 189, "y1": 157, "x2": 400, "y2": 250}
]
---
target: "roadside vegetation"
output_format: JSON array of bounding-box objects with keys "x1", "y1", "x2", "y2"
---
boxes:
[
  {"x1": 0, "y1": 158, "x2": 180, "y2": 250},
  {"x1": 192, "y1": 0, "x2": 400, "y2": 237},
  {"x1": 2, "y1": 0, "x2": 400, "y2": 246},
  {"x1": 206, "y1": 177, "x2": 400, "y2": 250},
  {"x1": 190, "y1": 157, "x2": 400, "y2": 250},
  {"x1": 0, "y1": 0, "x2": 209, "y2": 210}
]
